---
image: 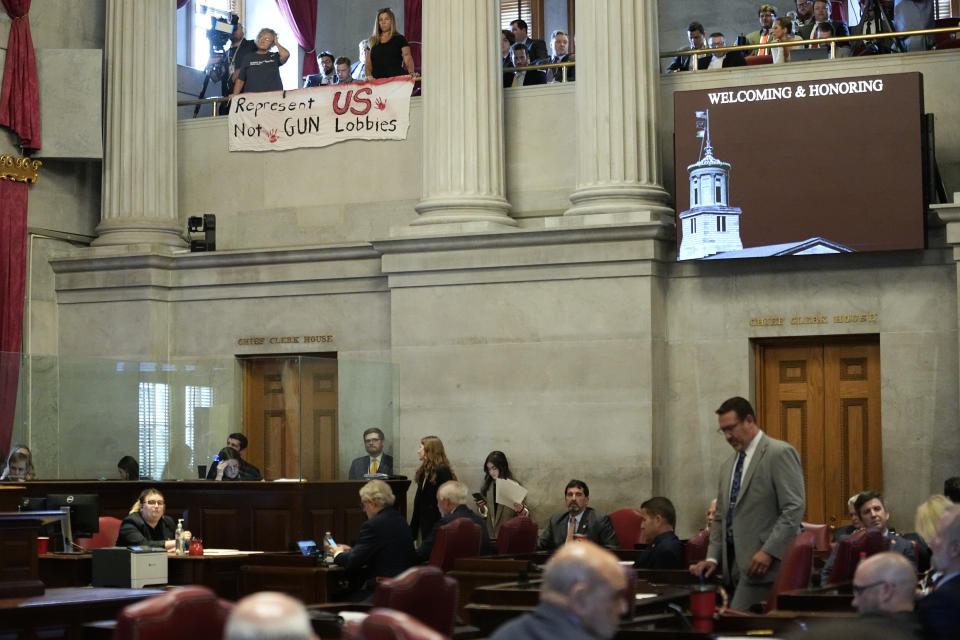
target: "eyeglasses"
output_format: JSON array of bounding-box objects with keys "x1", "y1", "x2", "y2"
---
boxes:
[
  {"x1": 144, "y1": 500, "x2": 165, "y2": 507},
  {"x1": 852, "y1": 580, "x2": 887, "y2": 595},
  {"x1": 717, "y1": 421, "x2": 742, "y2": 435}
]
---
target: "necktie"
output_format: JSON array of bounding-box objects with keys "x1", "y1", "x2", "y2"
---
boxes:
[
  {"x1": 726, "y1": 452, "x2": 746, "y2": 543},
  {"x1": 566, "y1": 515, "x2": 577, "y2": 542},
  {"x1": 759, "y1": 32, "x2": 769, "y2": 56},
  {"x1": 371, "y1": 458, "x2": 378, "y2": 474},
  {"x1": 512, "y1": 73, "x2": 520, "y2": 87}
]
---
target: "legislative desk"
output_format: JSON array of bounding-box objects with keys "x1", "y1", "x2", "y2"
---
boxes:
[
  {"x1": 17, "y1": 479, "x2": 410, "y2": 551},
  {"x1": 773, "y1": 584, "x2": 855, "y2": 612},
  {"x1": 0, "y1": 586, "x2": 164, "y2": 640}
]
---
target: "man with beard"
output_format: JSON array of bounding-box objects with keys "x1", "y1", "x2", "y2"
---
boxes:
[
  {"x1": 348, "y1": 428, "x2": 393, "y2": 479},
  {"x1": 538, "y1": 479, "x2": 618, "y2": 551}
]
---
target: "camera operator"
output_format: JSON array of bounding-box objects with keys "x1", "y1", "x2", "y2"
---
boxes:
[
  {"x1": 217, "y1": 22, "x2": 256, "y2": 113},
  {"x1": 851, "y1": 0, "x2": 903, "y2": 54}
]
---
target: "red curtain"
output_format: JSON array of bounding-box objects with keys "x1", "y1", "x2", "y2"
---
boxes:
[
  {"x1": 404, "y1": 0, "x2": 422, "y2": 71},
  {"x1": 0, "y1": 0, "x2": 40, "y2": 150},
  {"x1": 0, "y1": 179, "x2": 27, "y2": 456},
  {"x1": 274, "y1": 0, "x2": 319, "y2": 78}
]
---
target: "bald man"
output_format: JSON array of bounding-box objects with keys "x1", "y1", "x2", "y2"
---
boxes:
[
  {"x1": 490, "y1": 540, "x2": 627, "y2": 640},
  {"x1": 850, "y1": 553, "x2": 922, "y2": 637},
  {"x1": 225, "y1": 592, "x2": 317, "y2": 640}
]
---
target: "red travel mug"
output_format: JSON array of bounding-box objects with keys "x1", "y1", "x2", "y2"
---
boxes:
[{"x1": 689, "y1": 585, "x2": 715, "y2": 633}]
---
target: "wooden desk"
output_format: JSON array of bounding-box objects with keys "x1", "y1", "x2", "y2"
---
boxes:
[
  {"x1": 0, "y1": 586, "x2": 163, "y2": 639},
  {"x1": 17, "y1": 480, "x2": 410, "y2": 552},
  {"x1": 241, "y1": 554, "x2": 349, "y2": 604},
  {"x1": 0, "y1": 511, "x2": 68, "y2": 598},
  {"x1": 775, "y1": 585, "x2": 854, "y2": 612}
]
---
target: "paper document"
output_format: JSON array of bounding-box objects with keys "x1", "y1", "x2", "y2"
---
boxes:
[{"x1": 495, "y1": 478, "x2": 528, "y2": 507}]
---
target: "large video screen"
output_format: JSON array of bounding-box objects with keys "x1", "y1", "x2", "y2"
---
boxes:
[{"x1": 673, "y1": 72, "x2": 925, "y2": 261}]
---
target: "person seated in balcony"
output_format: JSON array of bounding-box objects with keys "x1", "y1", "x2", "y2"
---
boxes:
[
  {"x1": 304, "y1": 50, "x2": 336, "y2": 87},
  {"x1": 665, "y1": 21, "x2": 708, "y2": 72},
  {"x1": 851, "y1": 0, "x2": 902, "y2": 54},
  {"x1": 118, "y1": 487, "x2": 181, "y2": 550},
  {"x1": 800, "y1": 0, "x2": 850, "y2": 43},
  {"x1": 117, "y1": 455, "x2": 139, "y2": 481},
  {"x1": 699, "y1": 32, "x2": 747, "y2": 69},
  {"x1": 546, "y1": 30, "x2": 575, "y2": 82},
  {"x1": 335, "y1": 57, "x2": 354, "y2": 84},
  {"x1": 230, "y1": 27, "x2": 290, "y2": 97},
  {"x1": 746, "y1": 4, "x2": 778, "y2": 56},
  {"x1": 771, "y1": 16, "x2": 803, "y2": 62},
  {"x1": 506, "y1": 43, "x2": 547, "y2": 87},
  {"x1": 352, "y1": 39, "x2": 370, "y2": 81}
]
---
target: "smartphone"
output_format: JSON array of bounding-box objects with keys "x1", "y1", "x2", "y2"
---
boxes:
[
  {"x1": 472, "y1": 492, "x2": 484, "y2": 502},
  {"x1": 325, "y1": 534, "x2": 337, "y2": 548}
]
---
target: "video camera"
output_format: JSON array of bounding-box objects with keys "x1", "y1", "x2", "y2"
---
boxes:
[{"x1": 203, "y1": 14, "x2": 238, "y2": 84}]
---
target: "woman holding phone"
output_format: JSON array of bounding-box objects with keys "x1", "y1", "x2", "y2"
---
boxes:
[{"x1": 474, "y1": 450, "x2": 528, "y2": 539}]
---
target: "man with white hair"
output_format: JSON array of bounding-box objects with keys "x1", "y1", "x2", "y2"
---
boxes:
[
  {"x1": 332, "y1": 480, "x2": 418, "y2": 599},
  {"x1": 490, "y1": 540, "x2": 627, "y2": 640},
  {"x1": 850, "y1": 552, "x2": 922, "y2": 636},
  {"x1": 919, "y1": 505, "x2": 960, "y2": 639},
  {"x1": 417, "y1": 480, "x2": 491, "y2": 561},
  {"x1": 225, "y1": 591, "x2": 317, "y2": 640}
]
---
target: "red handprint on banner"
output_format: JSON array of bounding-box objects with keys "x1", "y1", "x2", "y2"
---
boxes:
[
  {"x1": 266, "y1": 129, "x2": 279, "y2": 143},
  {"x1": 374, "y1": 97, "x2": 387, "y2": 111}
]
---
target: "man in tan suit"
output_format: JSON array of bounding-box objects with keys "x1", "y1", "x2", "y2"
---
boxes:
[{"x1": 690, "y1": 396, "x2": 806, "y2": 610}]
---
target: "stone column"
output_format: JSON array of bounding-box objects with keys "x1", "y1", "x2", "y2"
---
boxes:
[
  {"x1": 94, "y1": 0, "x2": 185, "y2": 247},
  {"x1": 563, "y1": 0, "x2": 673, "y2": 222},
  {"x1": 410, "y1": 0, "x2": 515, "y2": 230}
]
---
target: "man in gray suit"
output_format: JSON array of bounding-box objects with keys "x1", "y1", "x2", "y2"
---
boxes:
[
  {"x1": 690, "y1": 397, "x2": 805, "y2": 611},
  {"x1": 347, "y1": 428, "x2": 394, "y2": 480}
]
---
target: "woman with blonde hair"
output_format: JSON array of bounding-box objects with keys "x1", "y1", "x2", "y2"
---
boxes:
[
  {"x1": 913, "y1": 494, "x2": 954, "y2": 573},
  {"x1": 409, "y1": 436, "x2": 456, "y2": 540},
  {"x1": 365, "y1": 7, "x2": 415, "y2": 79}
]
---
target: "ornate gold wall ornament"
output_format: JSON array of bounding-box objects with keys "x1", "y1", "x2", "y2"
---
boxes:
[{"x1": 0, "y1": 155, "x2": 42, "y2": 183}]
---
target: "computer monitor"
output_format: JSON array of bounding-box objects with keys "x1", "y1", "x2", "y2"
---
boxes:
[{"x1": 45, "y1": 493, "x2": 100, "y2": 539}]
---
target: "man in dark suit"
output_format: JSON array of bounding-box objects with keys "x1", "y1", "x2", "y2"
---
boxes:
[
  {"x1": 505, "y1": 44, "x2": 547, "y2": 88},
  {"x1": 918, "y1": 505, "x2": 960, "y2": 639},
  {"x1": 665, "y1": 21, "x2": 708, "y2": 72},
  {"x1": 799, "y1": 0, "x2": 850, "y2": 45},
  {"x1": 417, "y1": 480, "x2": 491, "y2": 561},
  {"x1": 850, "y1": 0, "x2": 902, "y2": 54},
  {"x1": 820, "y1": 491, "x2": 917, "y2": 584},
  {"x1": 490, "y1": 540, "x2": 627, "y2": 640},
  {"x1": 538, "y1": 479, "x2": 619, "y2": 552},
  {"x1": 697, "y1": 32, "x2": 747, "y2": 70},
  {"x1": 850, "y1": 552, "x2": 923, "y2": 637},
  {"x1": 347, "y1": 427, "x2": 393, "y2": 480},
  {"x1": 333, "y1": 480, "x2": 418, "y2": 599},
  {"x1": 547, "y1": 29, "x2": 575, "y2": 82},
  {"x1": 510, "y1": 18, "x2": 548, "y2": 63},
  {"x1": 689, "y1": 397, "x2": 806, "y2": 611},
  {"x1": 635, "y1": 497, "x2": 685, "y2": 570}
]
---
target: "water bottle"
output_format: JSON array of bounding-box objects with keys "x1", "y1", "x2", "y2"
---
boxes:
[
  {"x1": 175, "y1": 518, "x2": 186, "y2": 555},
  {"x1": 323, "y1": 531, "x2": 334, "y2": 563}
]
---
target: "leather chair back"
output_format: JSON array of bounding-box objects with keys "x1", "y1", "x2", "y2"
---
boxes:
[
  {"x1": 801, "y1": 521, "x2": 833, "y2": 552},
  {"x1": 113, "y1": 586, "x2": 233, "y2": 640},
  {"x1": 684, "y1": 529, "x2": 710, "y2": 565},
  {"x1": 373, "y1": 566, "x2": 457, "y2": 636},
  {"x1": 745, "y1": 54, "x2": 773, "y2": 65},
  {"x1": 496, "y1": 516, "x2": 538, "y2": 555},
  {"x1": 76, "y1": 516, "x2": 122, "y2": 550},
  {"x1": 766, "y1": 531, "x2": 814, "y2": 611},
  {"x1": 607, "y1": 508, "x2": 645, "y2": 550},
  {"x1": 826, "y1": 528, "x2": 887, "y2": 585},
  {"x1": 428, "y1": 518, "x2": 482, "y2": 572},
  {"x1": 346, "y1": 608, "x2": 448, "y2": 640}
]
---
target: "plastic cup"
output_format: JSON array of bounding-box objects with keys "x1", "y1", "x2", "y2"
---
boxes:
[{"x1": 37, "y1": 537, "x2": 49, "y2": 555}]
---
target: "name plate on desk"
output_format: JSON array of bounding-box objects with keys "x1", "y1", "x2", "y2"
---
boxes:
[{"x1": 92, "y1": 547, "x2": 168, "y2": 589}]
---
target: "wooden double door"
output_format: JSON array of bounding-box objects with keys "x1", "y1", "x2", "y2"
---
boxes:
[
  {"x1": 240, "y1": 356, "x2": 338, "y2": 481},
  {"x1": 755, "y1": 337, "x2": 882, "y2": 527}
]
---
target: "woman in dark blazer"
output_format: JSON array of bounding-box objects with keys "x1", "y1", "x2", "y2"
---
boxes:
[
  {"x1": 117, "y1": 487, "x2": 178, "y2": 549},
  {"x1": 409, "y1": 435, "x2": 456, "y2": 541}
]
